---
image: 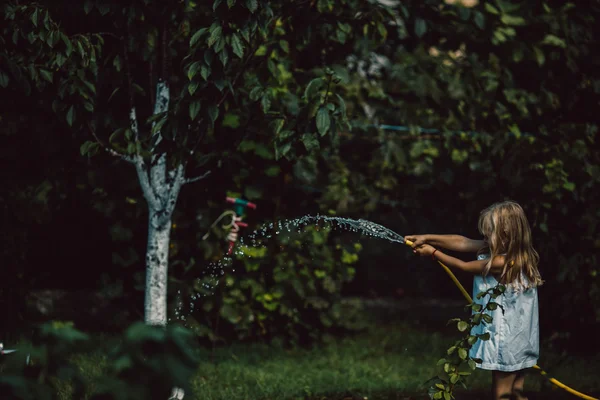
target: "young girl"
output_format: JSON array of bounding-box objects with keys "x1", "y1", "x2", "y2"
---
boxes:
[{"x1": 405, "y1": 201, "x2": 543, "y2": 400}]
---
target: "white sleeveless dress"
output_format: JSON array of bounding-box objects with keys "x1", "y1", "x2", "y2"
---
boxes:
[{"x1": 469, "y1": 254, "x2": 539, "y2": 372}]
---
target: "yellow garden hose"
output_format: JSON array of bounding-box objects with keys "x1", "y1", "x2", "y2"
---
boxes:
[{"x1": 404, "y1": 240, "x2": 598, "y2": 400}]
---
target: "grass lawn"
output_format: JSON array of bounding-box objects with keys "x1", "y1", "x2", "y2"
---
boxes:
[{"x1": 52, "y1": 298, "x2": 600, "y2": 400}]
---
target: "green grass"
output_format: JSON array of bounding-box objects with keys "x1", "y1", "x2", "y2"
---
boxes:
[
  {"x1": 56, "y1": 320, "x2": 600, "y2": 400},
  {"x1": 9, "y1": 300, "x2": 600, "y2": 400},
  {"x1": 184, "y1": 323, "x2": 600, "y2": 400},
  {"x1": 189, "y1": 323, "x2": 470, "y2": 400}
]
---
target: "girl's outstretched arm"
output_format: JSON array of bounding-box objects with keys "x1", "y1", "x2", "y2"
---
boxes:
[
  {"x1": 412, "y1": 244, "x2": 504, "y2": 275},
  {"x1": 405, "y1": 234, "x2": 486, "y2": 253}
]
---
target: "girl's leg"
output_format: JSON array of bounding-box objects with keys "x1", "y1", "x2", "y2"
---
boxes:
[
  {"x1": 492, "y1": 371, "x2": 517, "y2": 400},
  {"x1": 512, "y1": 370, "x2": 528, "y2": 400}
]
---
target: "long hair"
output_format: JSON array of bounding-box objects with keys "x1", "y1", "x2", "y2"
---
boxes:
[{"x1": 477, "y1": 201, "x2": 543, "y2": 288}]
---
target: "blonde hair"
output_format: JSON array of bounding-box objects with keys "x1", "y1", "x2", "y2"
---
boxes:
[{"x1": 478, "y1": 201, "x2": 543, "y2": 288}]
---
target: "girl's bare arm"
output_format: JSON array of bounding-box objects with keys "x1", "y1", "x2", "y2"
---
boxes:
[{"x1": 406, "y1": 234, "x2": 486, "y2": 252}]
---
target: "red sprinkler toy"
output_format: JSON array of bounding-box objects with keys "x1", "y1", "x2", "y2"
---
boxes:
[{"x1": 225, "y1": 197, "x2": 256, "y2": 255}]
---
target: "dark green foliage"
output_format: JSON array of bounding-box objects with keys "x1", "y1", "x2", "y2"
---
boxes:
[
  {"x1": 178, "y1": 225, "x2": 363, "y2": 343},
  {"x1": 0, "y1": 322, "x2": 199, "y2": 400}
]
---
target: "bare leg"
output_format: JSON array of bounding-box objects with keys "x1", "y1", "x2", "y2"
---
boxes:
[
  {"x1": 492, "y1": 371, "x2": 517, "y2": 400},
  {"x1": 512, "y1": 370, "x2": 528, "y2": 400}
]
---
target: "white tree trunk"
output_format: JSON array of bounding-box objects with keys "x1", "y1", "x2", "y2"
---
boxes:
[
  {"x1": 126, "y1": 79, "x2": 208, "y2": 327},
  {"x1": 144, "y1": 208, "x2": 172, "y2": 326}
]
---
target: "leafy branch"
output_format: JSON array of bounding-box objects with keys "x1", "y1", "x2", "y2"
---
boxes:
[{"x1": 428, "y1": 283, "x2": 506, "y2": 400}]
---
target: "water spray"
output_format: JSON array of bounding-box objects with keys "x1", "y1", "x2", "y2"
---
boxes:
[{"x1": 404, "y1": 239, "x2": 597, "y2": 400}]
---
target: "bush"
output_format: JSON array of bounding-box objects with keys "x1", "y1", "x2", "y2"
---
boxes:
[{"x1": 174, "y1": 224, "x2": 364, "y2": 344}]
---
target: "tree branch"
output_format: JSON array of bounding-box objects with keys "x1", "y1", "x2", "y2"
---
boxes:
[
  {"x1": 135, "y1": 159, "x2": 160, "y2": 210},
  {"x1": 123, "y1": 24, "x2": 139, "y2": 146},
  {"x1": 184, "y1": 170, "x2": 211, "y2": 185},
  {"x1": 87, "y1": 122, "x2": 135, "y2": 163}
]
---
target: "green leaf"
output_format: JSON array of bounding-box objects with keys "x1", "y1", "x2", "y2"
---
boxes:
[
  {"x1": 187, "y1": 61, "x2": 201, "y2": 80},
  {"x1": 214, "y1": 79, "x2": 226, "y2": 92},
  {"x1": 444, "y1": 391, "x2": 452, "y2": 400},
  {"x1": 97, "y1": 4, "x2": 110, "y2": 16},
  {"x1": 275, "y1": 142, "x2": 292, "y2": 160},
  {"x1": 188, "y1": 81, "x2": 200, "y2": 96},
  {"x1": 219, "y1": 47, "x2": 229, "y2": 66},
  {"x1": 0, "y1": 71, "x2": 9, "y2": 88},
  {"x1": 59, "y1": 34, "x2": 72, "y2": 57},
  {"x1": 222, "y1": 113, "x2": 240, "y2": 128},
  {"x1": 447, "y1": 346, "x2": 456, "y2": 355},
  {"x1": 265, "y1": 165, "x2": 280, "y2": 177},
  {"x1": 304, "y1": 78, "x2": 324, "y2": 100},
  {"x1": 231, "y1": 33, "x2": 244, "y2": 58},
  {"x1": 261, "y1": 95, "x2": 271, "y2": 113},
  {"x1": 458, "y1": 348, "x2": 468, "y2": 360},
  {"x1": 541, "y1": 34, "x2": 566, "y2": 48},
  {"x1": 109, "y1": 128, "x2": 124, "y2": 143},
  {"x1": 249, "y1": 86, "x2": 263, "y2": 101},
  {"x1": 240, "y1": 25, "x2": 251, "y2": 42},
  {"x1": 414, "y1": 18, "x2": 427, "y2": 38},
  {"x1": 227, "y1": 0, "x2": 236, "y2": 8},
  {"x1": 213, "y1": 0, "x2": 222, "y2": 11},
  {"x1": 66, "y1": 105, "x2": 75, "y2": 126},
  {"x1": 335, "y1": 93, "x2": 347, "y2": 118},
  {"x1": 377, "y1": 22, "x2": 388, "y2": 39},
  {"x1": 76, "y1": 40, "x2": 85, "y2": 57},
  {"x1": 208, "y1": 106, "x2": 219, "y2": 123},
  {"x1": 484, "y1": 3, "x2": 499, "y2": 14},
  {"x1": 474, "y1": 11, "x2": 485, "y2": 29},
  {"x1": 108, "y1": 87, "x2": 120, "y2": 102},
  {"x1": 487, "y1": 302, "x2": 498, "y2": 311},
  {"x1": 457, "y1": 321, "x2": 469, "y2": 332},
  {"x1": 468, "y1": 359, "x2": 477, "y2": 370},
  {"x1": 84, "y1": 0, "x2": 94, "y2": 14},
  {"x1": 208, "y1": 25, "x2": 222, "y2": 47},
  {"x1": 316, "y1": 107, "x2": 330, "y2": 136},
  {"x1": 279, "y1": 40, "x2": 290, "y2": 53},
  {"x1": 189, "y1": 101, "x2": 201, "y2": 121},
  {"x1": 533, "y1": 46, "x2": 545, "y2": 65},
  {"x1": 245, "y1": 0, "x2": 258, "y2": 13},
  {"x1": 112, "y1": 54, "x2": 122, "y2": 71},
  {"x1": 200, "y1": 65, "x2": 211, "y2": 81},
  {"x1": 301, "y1": 133, "x2": 319, "y2": 152},
  {"x1": 501, "y1": 14, "x2": 527, "y2": 26},
  {"x1": 31, "y1": 8, "x2": 39, "y2": 27},
  {"x1": 152, "y1": 118, "x2": 167, "y2": 135},
  {"x1": 80, "y1": 141, "x2": 92, "y2": 155},
  {"x1": 270, "y1": 118, "x2": 285, "y2": 134},
  {"x1": 190, "y1": 28, "x2": 208, "y2": 47},
  {"x1": 204, "y1": 50, "x2": 214, "y2": 66}
]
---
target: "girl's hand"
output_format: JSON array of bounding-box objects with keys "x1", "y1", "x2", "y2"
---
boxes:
[
  {"x1": 412, "y1": 243, "x2": 436, "y2": 257},
  {"x1": 404, "y1": 234, "x2": 428, "y2": 247}
]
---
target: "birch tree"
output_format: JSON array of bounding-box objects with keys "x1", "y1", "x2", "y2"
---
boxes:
[{"x1": 1, "y1": 0, "x2": 391, "y2": 326}]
